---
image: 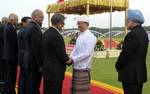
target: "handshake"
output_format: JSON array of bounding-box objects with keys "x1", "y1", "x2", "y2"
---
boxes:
[{"x1": 66, "y1": 58, "x2": 73, "y2": 66}]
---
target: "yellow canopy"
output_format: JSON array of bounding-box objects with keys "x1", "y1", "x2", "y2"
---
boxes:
[{"x1": 47, "y1": 0, "x2": 129, "y2": 15}]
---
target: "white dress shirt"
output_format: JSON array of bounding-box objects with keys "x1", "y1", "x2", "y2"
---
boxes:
[{"x1": 71, "y1": 29, "x2": 97, "y2": 69}]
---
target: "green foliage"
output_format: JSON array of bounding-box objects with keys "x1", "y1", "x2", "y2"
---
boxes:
[
  {"x1": 16, "y1": 23, "x2": 22, "y2": 30},
  {"x1": 69, "y1": 36, "x2": 76, "y2": 44},
  {"x1": 144, "y1": 26, "x2": 150, "y2": 31},
  {"x1": 116, "y1": 40, "x2": 123, "y2": 50},
  {"x1": 95, "y1": 40, "x2": 104, "y2": 51}
]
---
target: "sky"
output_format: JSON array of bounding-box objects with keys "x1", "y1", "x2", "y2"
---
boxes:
[{"x1": 0, "y1": 0, "x2": 149, "y2": 28}]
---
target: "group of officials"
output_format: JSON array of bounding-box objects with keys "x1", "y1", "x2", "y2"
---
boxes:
[
  {"x1": 0, "y1": 8, "x2": 149, "y2": 94},
  {"x1": 0, "y1": 9, "x2": 97, "y2": 94},
  {"x1": 0, "y1": 9, "x2": 44, "y2": 94}
]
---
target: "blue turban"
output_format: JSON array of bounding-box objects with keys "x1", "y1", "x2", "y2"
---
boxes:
[{"x1": 128, "y1": 9, "x2": 145, "y2": 24}]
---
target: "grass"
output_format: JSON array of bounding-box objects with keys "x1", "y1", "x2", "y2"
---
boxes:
[
  {"x1": 67, "y1": 45, "x2": 150, "y2": 94},
  {"x1": 91, "y1": 58, "x2": 120, "y2": 87}
]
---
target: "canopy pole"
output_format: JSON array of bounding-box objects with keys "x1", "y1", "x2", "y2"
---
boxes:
[
  {"x1": 86, "y1": 0, "x2": 90, "y2": 16},
  {"x1": 124, "y1": 8, "x2": 128, "y2": 35},
  {"x1": 124, "y1": 0, "x2": 129, "y2": 35},
  {"x1": 109, "y1": 0, "x2": 112, "y2": 50},
  {"x1": 124, "y1": 0, "x2": 129, "y2": 36},
  {"x1": 48, "y1": 13, "x2": 51, "y2": 27}
]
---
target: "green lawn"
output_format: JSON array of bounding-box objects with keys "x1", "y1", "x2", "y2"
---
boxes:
[{"x1": 67, "y1": 45, "x2": 150, "y2": 94}]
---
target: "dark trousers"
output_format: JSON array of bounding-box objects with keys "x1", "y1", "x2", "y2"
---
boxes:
[
  {"x1": 44, "y1": 79, "x2": 63, "y2": 94},
  {"x1": 0, "y1": 59, "x2": 6, "y2": 93},
  {"x1": 122, "y1": 83, "x2": 143, "y2": 94},
  {"x1": 3, "y1": 61, "x2": 17, "y2": 94},
  {"x1": 18, "y1": 65, "x2": 26, "y2": 94},
  {"x1": 25, "y1": 69, "x2": 41, "y2": 94}
]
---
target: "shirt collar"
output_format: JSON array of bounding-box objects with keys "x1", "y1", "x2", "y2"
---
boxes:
[
  {"x1": 8, "y1": 22, "x2": 16, "y2": 29},
  {"x1": 130, "y1": 25, "x2": 142, "y2": 30},
  {"x1": 31, "y1": 20, "x2": 41, "y2": 28},
  {"x1": 80, "y1": 29, "x2": 89, "y2": 35},
  {"x1": 51, "y1": 26, "x2": 61, "y2": 35},
  {"x1": 12, "y1": 25, "x2": 16, "y2": 29}
]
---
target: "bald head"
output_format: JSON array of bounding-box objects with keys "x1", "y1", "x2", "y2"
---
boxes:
[
  {"x1": 31, "y1": 9, "x2": 44, "y2": 27},
  {"x1": 8, "y1": 13, "x2": 18, "y2": 25},
  {"x1": 1, "y1": 17, "x2": 8, "y2": 25}
]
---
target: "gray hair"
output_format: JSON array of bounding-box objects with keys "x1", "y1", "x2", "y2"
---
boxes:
[
  {"x1": 9, "y1": 13, "x2": 18, "y2": 20},
  {"x1": 31, "y1": 9, "x2": 43, "y2": 18},
  {"x1": 51, "y1": 13, "x2": 65, "y2": 25},
  {"x1": 1, "y1": 17, "x2": 8, "y2": 21}
]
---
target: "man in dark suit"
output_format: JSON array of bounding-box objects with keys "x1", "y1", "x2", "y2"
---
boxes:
[
  {"x1": 2, "y1": 13, "x2": 18, "y2": 94},
  {"x1": 42, "y1": 13, "x2": 71, "y2": 94},
  {"x1": 0, "y1": 17, "x2": 8, "y2": 93},
  {"x1": 23, "y1": 9, "x2": 44, "y2": 94},
  {"x1": 18, "y1": 16, "x2": 31, "y2": 94},
  {"x1": 115, "y1": 9, "x2": 149, "y2": 94}
]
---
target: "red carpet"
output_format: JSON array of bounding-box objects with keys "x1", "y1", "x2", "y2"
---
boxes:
[
  {"x1": 17, "y1": 67, "x2": 118, "y2": 94},
  {"x1": 38, "y1": 76, "x2": 117, "y2": 94}
]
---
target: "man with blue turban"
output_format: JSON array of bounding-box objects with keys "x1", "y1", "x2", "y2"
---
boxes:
[{"x1": 115, "y1": 9, "x2": 149, "y2": 94}]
